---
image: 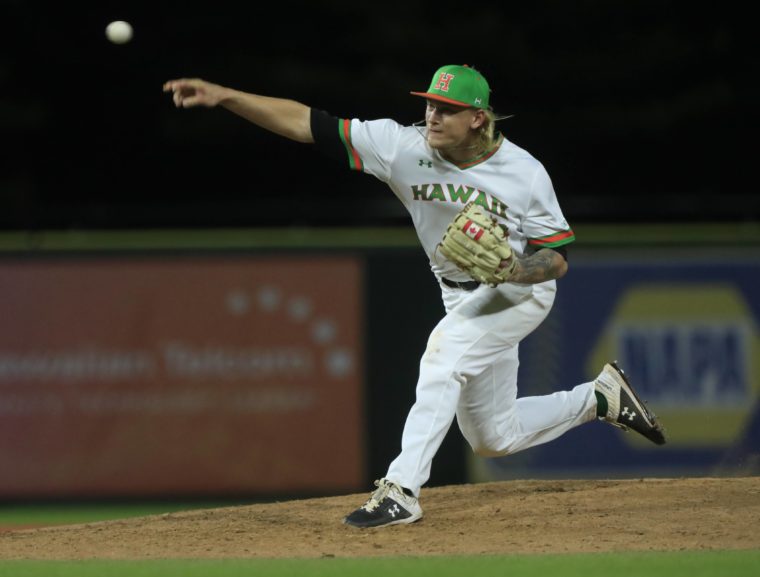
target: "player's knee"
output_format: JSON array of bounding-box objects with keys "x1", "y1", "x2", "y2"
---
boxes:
[
  {"x1": 470, "y1": 436, "x2": 522, "y2": 457},
  {"x1": 461, "y1": 426, "x2": 509, "y2": 457},
  {"x1": 460, "y1": 417, "x2": 522, "y2": 457},
  {"x1": 471, "y1": 444, "x2": 507, "y2": 458}
]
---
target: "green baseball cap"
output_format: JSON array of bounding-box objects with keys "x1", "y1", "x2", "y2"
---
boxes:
[{"x1": 411, "y1": 64, "x2": 490, "y2": 109}]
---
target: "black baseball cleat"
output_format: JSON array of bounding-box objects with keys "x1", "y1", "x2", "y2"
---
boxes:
[
  {"x1": 343, "y1": 478, "x2": 423, "y2": 528},
  {"x1": 595, "y1": 361, "x2": 667, "y2": 445}
]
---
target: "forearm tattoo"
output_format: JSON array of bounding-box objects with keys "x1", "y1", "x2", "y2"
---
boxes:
[{"x1": 509, "y1": 249, "x2": 565, "y2": 284}]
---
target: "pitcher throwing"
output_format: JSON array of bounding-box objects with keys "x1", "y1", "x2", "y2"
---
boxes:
[{"x1": 164, "y1": 64, "x2": 666, "y2": 528}]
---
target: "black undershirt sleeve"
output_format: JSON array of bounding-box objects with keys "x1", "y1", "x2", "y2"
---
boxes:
[{"x1": 310, "y1": 108, "x2": 346, "y2": 163}]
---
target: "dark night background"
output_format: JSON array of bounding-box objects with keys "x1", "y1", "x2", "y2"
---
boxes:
[{"x1": 1, "y1": 0, "x2": 755, "y2": 230}]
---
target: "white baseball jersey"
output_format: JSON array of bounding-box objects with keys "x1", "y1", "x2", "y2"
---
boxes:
[{"x1": 339, "y1": 118, "x2": 575, "y2": 284}]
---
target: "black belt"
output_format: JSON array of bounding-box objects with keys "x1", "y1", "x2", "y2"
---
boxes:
[{"x1": 442, "y1": 277, "x2": 481, "y2": 291}]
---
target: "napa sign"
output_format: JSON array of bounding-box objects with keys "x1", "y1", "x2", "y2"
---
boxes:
[{"x1": 588, "y1": 284, "x2": 760, "y2": 447}]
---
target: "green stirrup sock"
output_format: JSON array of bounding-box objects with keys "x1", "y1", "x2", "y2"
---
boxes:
[{"x1": 595, "y1": 391, "x2": 608, "y2": 418}]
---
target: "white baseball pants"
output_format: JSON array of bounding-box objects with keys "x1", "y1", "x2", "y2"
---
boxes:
[{"x1": 386, "y1": 280, "x2": 597, "y2": 496}]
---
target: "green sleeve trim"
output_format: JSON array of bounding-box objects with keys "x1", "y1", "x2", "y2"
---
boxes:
[
  {"x1": 338, "y1": 119, "x2": 363, "y2": 171},
  {"x1": 528, "y1": 230, "x2": 576, "y2": 248}
]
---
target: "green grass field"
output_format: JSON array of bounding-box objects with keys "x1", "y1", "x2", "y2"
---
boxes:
[{"x1": 1, "y1": 551, "x2": 758, "y2": 577}]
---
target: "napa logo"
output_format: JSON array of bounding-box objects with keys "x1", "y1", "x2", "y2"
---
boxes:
[{"x1": 588, "y1": 284, "x2": 760, "y2": 447}]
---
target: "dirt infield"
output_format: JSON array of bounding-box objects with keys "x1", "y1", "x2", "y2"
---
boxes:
[{"x1": 1, "y1": 477, "x2": 758, "y2": 560}]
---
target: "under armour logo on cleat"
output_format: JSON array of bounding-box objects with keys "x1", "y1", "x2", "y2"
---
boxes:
[
  {"x1": 621, "y1": 407, "x2": 636, "y2": 421},
  {"x1": 388, "y1": 504, "x2": 400, "y2": 518}
]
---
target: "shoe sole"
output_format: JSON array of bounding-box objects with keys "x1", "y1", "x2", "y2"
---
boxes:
[
  {"x1": 608, "y1": 361, "x2": 667, "y2": 445},
  {"x1": 343, "y1": 511, "x2": 423, "y2": 529}
]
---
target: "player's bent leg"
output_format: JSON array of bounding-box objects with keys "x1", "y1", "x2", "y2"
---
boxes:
[
  {"x1": 595, "y1": 361, "x2": 667, "y2": 445},
  {"x1": 456, "y1": 343, "x2": 597, "y2": 456},
  {"x1": 459, "y1": 381, "x2": 597, "y2": 456},
  {"x1": 456, "y1": 352, "x2": 519, "y2": 456}
]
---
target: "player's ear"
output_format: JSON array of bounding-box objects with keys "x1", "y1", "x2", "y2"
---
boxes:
[{"x1": 470, "y1": 109, "x2": 486, "y2": 130}]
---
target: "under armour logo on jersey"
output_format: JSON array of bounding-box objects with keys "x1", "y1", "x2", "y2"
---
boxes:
[
  {"x1": 462, "y1": 219, "x2": 484, "y2": 241},
  {"x1": 418, "y1": 159, "x2": 432, "y2": 168},
  {"x1": 388, "y1": 504, "x2": 400, "y2": 518},
  {"x1": 434, "y1": 73, "x2": 455, "y2": 92},
  {"x1": 621, "y1": 407, "x2": 636, "y2": 422}
]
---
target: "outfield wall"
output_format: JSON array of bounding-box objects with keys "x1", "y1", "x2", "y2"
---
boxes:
[{"x1": 0, "y1": 226, "x2": 758, "y2": 497}]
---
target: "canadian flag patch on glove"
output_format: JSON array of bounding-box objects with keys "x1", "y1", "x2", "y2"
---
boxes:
[
  {"x1": 439, "y1": 202, "x2": 516, "y2": 286},
  {"x1": 462, "y1": 220, "x2": 484, "y2": 241}
]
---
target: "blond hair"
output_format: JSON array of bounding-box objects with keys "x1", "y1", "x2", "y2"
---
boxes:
[{"x1": 474, "y1": 109, "x2": 498, "y2": 153}]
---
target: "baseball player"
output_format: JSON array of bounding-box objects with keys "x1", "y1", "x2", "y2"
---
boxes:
[{"x1": 164, "y1": 64, "x2": 666, "y2": 529}]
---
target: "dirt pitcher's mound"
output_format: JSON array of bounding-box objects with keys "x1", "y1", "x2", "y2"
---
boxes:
[{"x1": 1, "y1": 477, "x2": 759, "y2": 560}]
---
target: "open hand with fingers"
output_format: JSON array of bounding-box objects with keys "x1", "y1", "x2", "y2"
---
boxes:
[{"x1": 162, "y1": 78, "x2": 227, "y2": 108}]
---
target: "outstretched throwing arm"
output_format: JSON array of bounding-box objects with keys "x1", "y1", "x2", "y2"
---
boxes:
[{"x1": 163, "y1": 78, "x2": 313, "y2": 143}]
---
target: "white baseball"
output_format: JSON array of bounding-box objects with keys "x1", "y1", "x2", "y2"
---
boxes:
[{"x1": 105, "y1": 21, "x2": 133, "y2": 45}]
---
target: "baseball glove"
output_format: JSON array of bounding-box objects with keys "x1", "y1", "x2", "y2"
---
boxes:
[{"x1": 438, "y1": 202, "x2": 517, "y2": 286}]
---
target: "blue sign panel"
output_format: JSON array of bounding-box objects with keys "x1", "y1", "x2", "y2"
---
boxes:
[{"x1": 475, "y1": 252, "x2": 760, "y2": 479}]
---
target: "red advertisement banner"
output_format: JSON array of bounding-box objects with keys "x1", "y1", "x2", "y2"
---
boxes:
[{"x1": 0, "y1": 257, "x2": 363, "y2": 497}]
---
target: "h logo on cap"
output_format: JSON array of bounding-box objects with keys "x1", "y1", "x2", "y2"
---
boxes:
[{"x1": 434, "y1": 73, "x2": 455, "y2": 92}]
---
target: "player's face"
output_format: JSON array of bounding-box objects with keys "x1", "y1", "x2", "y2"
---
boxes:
[{"x1": 425, "y1": 100, "x2": 481, "y2": 151}]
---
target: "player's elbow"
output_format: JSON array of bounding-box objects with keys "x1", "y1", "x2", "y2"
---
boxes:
[
  {"x1": 289, "y1": 119, "x2": 315, "y2": 143},
  {"x1": 281, "y1": 117, "x2": 314, "y2": 143},
  {"x1": 554, "y1": 258, "x2": 569, "y2": 279}
]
